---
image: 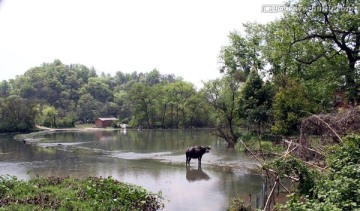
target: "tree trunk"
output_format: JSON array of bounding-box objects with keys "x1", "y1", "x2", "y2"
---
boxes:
[
  {"x1": 345, "y1": 58, "x2": 357, "y2": 104},
  {"x1": 227, "y1": 140, "x2": 236, "y2": 148}
]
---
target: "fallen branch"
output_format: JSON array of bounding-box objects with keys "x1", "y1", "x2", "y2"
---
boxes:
[
  {"x1": 239, "y1": 139, "x2": 265, "y2": 166},
  {"x1": 312, "y1": 115, "x2": 342, "y2": 143},
  {"x1": 284, "y1": 140, "x2": 325, "y2": 157},
  {"x1": 257, "y1": 165, "x2": 300, "y2": 182},
  {"x1": 279, "y1": 180, "x2": 291, "y2": 194}
]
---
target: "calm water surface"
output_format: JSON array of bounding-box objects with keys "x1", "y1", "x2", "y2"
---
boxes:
[{"x1": 0, "y1": 130, "x2": 264, "y2": 211}]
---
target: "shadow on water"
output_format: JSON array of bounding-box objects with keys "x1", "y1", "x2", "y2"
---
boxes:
[{"x1": 185, "y1": 165, "x2": 210, "y2": 182}]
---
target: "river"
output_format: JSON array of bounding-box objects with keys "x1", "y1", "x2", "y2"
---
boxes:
[{"x1": 0, "y1": 129, "x2": 265, "y2": 211}]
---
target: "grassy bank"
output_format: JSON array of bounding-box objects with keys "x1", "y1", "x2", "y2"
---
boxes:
[
  {"x1": 0, "y1": 175, "x2": 163, "y2": 210},
  {"x1": 235, "y1": 133, "x2": 284, "y2": 157}
]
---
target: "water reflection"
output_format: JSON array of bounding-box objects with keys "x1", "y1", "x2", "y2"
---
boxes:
[
  {"x1": 186, "y1": 166, "x2": 210, "y2": 182},
  {"x1": 95, "y1": 130, "x2": 114, "y2": 141}
]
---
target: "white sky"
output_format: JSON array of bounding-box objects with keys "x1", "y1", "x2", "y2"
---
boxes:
[{"x1": 0, "y1": 0, "x2": 284, "y2": 87}]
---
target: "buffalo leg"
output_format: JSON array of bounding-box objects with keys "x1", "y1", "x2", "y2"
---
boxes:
[
  {"x1": 186, "y1": 157, "x2": 191, "y2": 165},
  {"x1": 198, "y1": 156, "x2": 202, "y2": 166}
]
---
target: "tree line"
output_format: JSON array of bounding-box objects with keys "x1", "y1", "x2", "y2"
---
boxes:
[{"x1": 0, "y1": 60, "x2": 215, "y2": 131}]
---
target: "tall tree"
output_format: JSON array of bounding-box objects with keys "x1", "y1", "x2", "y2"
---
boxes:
[
  {"x1": 272, "y1": 78, "x2": 312, "y2": 135},
  {"x1": 203, "y1": 77, "x2": 241, "y2": 147},
  {"x1": 263, "y1": 16, "x2": 344, "y2": 111},
  {"x1": 145, "y1": 69, "x2": 161, "y2": 86},
  {"x1": 164, "y1": 81, "x2": 196, "y2": 128},
  {"x1": 41, "y1": 106, "x2": 58, "y2": 128},
  {"x1": 219, "y1": 23, "x2": 265, "y2": 82},
  {"x1": 81, "y1": 77, "x2": 112, "y2": 102},
  {"x1": 238, "y1": 70, "x2": 274, "y2": 134},
  {"x1": 0, "y1": 80, "x2": 11, "y2": 98},
  {"x1": 127, "y1": 83, "x2": 157, "y2": 128},
  {"x1": 284, "y1": 0, "x2": 360, "y2": 103},
  {"x1": 76, "y1": 93, "x2": 101, "y2": 123},
  {"x1": 0, "y1": 96, "x2": 38, "y2": 132}
]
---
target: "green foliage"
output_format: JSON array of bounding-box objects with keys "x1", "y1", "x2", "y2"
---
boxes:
[
  {"x1": 57, "y1": 112, "x2": 76, "y2": 128},
  {"x1": 268, "y1": 157, "x2": 317, "y2": 196},
  {"x1": 0, "y1": 96, "x2": 38, "y2": 132},
  {"x1": 40, "y1": 106, "x2": 58, "y2": 128},
  {"x1": 278, "y1": 134, "x2": 360, "y2": 210},
  {"x1": 238, "y1": 70, "x2": 274, "y2": 133},
  {"x1": 272, "y1": 78, "x2": 312, "y2": 135},
  {"x1": 0, "y1": 80, "x2": 11, "y2": 98},
  {"x1": 0, "y1": 176, "x2": 164, "y2": 210},
  {"x1": 277, "y1": 193, "x2": 341, "y2": 211},
  {"x1": 228, "y1": 196, "x2": 251, "y2": 211},
  {"x1": 235, "y1": 139, "x2": 283, "y2": 155},
  {"x1": 81, "y1": 77, "x2": 112, "y2": 102},
  {"x1": 77, "y1": 93, "x2": 101, "y2": 123},
  {"x1": 0, "y1": 175, "x2": 18, "y2": 198},
  {"x1": 219, "y1": 23, "x2": 264, "y2": 81},
  {"x1": 1, "y1": 59, "x2": 213, "y2": 130},
  {"x1": 127, "y1": 82, "x2": 157, "y2": 128},
  {"x1": 125, "y1": 80, "x2": 210, "y2": 129},
  {"x1": 202, "y1": 77, "x2": 241, "y2": 146},
  {"x1": 283, "y1": 0, "x2": 360, "y2": 103}
]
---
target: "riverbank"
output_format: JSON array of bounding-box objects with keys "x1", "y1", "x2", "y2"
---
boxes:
[
  {"x1": 0, "y1": 175, "x2": 164, "y2": 210},
  {"x1": 35, "y1": 125, "x2": 106, "y2": 131},
  {"x1": 13, "y1": 125, "x2": 118, "y2": 144}
]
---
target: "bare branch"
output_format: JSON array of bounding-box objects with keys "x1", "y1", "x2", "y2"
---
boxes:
[
  {"x1": 240, "y1": 139, "x2": 264, "y2": 166},
  {"x1": 295, "y1": 53, "x2": 325, "y2": 65},
  {"x1": 260, "y1": 165, "x2": 300, "y2": 182},
  {"x1": 263, "y1": 177, "x2": 278, "y2": 211},
  {"x1": 312, "y1": 114, "x2": 342, "y2": 143},
  {"x1": 291, "y1": 34, "x2": 334, "y2": 46},
  {"x1": 284, "y1": 140, "x2": 325, "y2": 157}
]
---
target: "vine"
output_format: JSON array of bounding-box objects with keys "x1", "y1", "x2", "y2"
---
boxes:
[{"x1": 265, "y1": 157, "x2": 317, "y2": 196}]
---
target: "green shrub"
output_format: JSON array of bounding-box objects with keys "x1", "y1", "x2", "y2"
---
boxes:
[
  {"x1": 235, "y1": 137, "x2": 283, "y2": 155},
  {"x1": 278, "y1": 134, "x2": 360, "y2": 210},
  {"x1": 0, "y1": 176, "x2": 164, "y2": 211},
  {"x1": 228, "y1": 196, "x2": 251, "y2": 211}
]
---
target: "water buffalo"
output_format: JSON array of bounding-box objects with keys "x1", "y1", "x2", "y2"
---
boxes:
[{"x1": 185, "y1": 146, "x2": 211, "y2": 166}]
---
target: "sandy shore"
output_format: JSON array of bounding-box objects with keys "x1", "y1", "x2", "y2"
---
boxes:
[{"x1": 35, "y1": 125, "x2": 113, "y2": 131}]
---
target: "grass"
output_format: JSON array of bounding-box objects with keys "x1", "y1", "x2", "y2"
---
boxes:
[
  {"x1": 235, "y1": 133, "x2": 284, "y2": 156},
  {"x1": 0, "y1": 175, "x2": 164, "y2": 211}
]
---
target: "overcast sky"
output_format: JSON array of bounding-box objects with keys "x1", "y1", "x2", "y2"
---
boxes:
[{"x1": 0, "y1": 0, "x2": 284, "y2": 87}]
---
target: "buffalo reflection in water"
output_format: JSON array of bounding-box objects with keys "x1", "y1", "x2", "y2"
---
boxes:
[{"x1": 186, "y1": 166, "x2": 210, "y2": 182}]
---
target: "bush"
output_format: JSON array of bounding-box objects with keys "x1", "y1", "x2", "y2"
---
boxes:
[
  {"x1": 278, "y1": 134, "x2": 360, "y2": 210},
  {"x1": 0, "y1": 176, "x2": 164, "y2": 210},
  {"x1": 228, "y1": 196, "x2": 251, "y2": 211},
  {"x1": 235, "y1": 134, "x2": 283, "y2": 155}
]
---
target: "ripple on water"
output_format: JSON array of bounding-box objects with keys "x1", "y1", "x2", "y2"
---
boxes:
[
  {"x1": 37, "y1": 142, "x2": 87, "y2": 148},
  {"x1": 0, "y1": 161, "x2": 46, "y2": 180},
  {"x1": 109, "y1": 151, "x2": 173, "y2": 160}
]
